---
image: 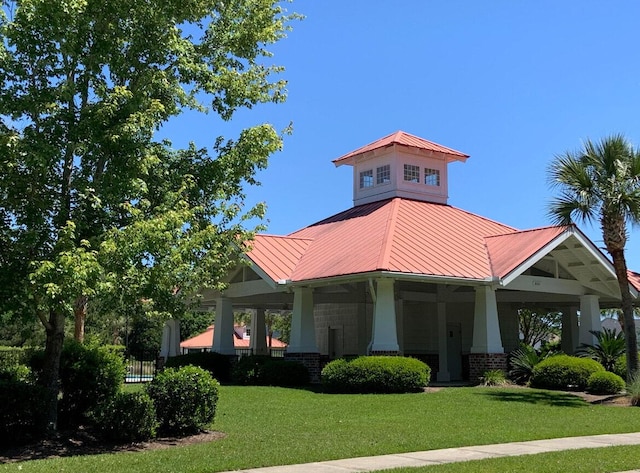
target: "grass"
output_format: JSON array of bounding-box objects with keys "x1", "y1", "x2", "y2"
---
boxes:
[
  {"x1": 4, "y1": 386, "x2": 640, "y2": 472},
  {"x1": 383, "y1": 445, "x2": 640, "y2": 473}
]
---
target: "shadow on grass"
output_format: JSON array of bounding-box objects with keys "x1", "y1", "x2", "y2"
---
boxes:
[{"x1": 479, "y1": 389, "x2": 587, "y2": 407}]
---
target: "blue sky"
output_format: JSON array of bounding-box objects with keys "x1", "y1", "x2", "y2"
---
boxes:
[{"x1": 161, "y1": 1, "x2": 640, "y2": 271}]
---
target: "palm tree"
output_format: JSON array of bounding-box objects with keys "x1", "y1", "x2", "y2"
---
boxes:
[
  {"x1": 576, "y1": 327, "x2": 626, "y2": 372},
  {"x1": 548, "y1": 134, "x2": 640, "y2": 380}
]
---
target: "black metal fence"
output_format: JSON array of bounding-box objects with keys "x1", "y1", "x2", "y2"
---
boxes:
[{"x1": 125, "y1": 351, "x2": 158, "y2": 383}]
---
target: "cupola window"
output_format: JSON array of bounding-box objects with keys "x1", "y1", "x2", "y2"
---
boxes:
[
  {"x1": 376, "y1": 164, "x2": 391, "y2": 184},
  {"x1": 404, "y1": 164, "x2": 420, "y2": 183},
  {"x1": 424, "y1": 168, "x2": 440, "y2": 186},
  {"x1": 359, "y1": 169, "x2": 373, "y2": 188}
]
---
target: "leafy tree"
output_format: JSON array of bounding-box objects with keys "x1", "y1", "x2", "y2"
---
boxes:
[
  {"x1": 518, "y1": 308, "x2": 561, "y2": 347},
  {"x1": 548, "y1": 134, "x2": 640, "y2": 379},
  {"x1": 0, "y1": 0, "x2": 296, "y2": 430}
]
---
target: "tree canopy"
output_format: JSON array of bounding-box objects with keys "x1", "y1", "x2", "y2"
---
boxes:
[
  {"x1": 0, "y1": 0, "x2": 297, "y2": 429},
  {"x1": 548, "y1": 134, "x2": 640, "y2": 379}
]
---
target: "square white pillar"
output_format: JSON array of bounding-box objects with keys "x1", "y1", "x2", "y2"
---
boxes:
[
  {"x1": 579, "y1": 295, "x2": 601, "y2": 346},
  {"x1": 470, "y1": 286, "x2": 504, "y2": 354},
  {"x1": 213, "y1": 297, "x2": 236, "y2": 355},
  {"x1": 250, "y1": 308, "x2": 268, "y2": 356},
  {"x1": 561, "y1": 306, "x2": 579, "y2": 354},
  {"x1": 370, "y1": 279, "x2": 400, "y2": 353},
  {"x1": 288, "y1": 287, "x2": 318, "y2": 353},
  {"x1": 437, "y1": 301, "x2": 450, "y2": 382}
]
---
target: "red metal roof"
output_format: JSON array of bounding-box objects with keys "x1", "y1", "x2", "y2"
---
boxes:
[
  {"x1": 485, "y1": 226, "x2": 569, "y2": 279},
  {"x1": 246, "y1": 198, "x2": 518, "y2": 282},
  {"x1": 333, "y1": 131, "x2": 469, "y2": 166},
  {"x1": 180, "y1": 325, "x2": 287, "y2": 350},
  {"x1": 246, "y1": 235, "x2": 313, "y2": 282}
]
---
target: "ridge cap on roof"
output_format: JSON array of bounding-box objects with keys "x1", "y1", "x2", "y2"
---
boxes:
[
  {"x1": 256, "y1": 233, "x2": 314, "y2": 241},
  {"x1": 484, "y1": 224, "x2": 572, "y2": 240},
  {"x1": 377, "y1": 198, "x2": 401, "y2": 270}
]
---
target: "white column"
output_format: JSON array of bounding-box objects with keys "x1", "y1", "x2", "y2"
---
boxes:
[
  {"x1": 370, "y1": 279, "x2": 400, "y2": 352},
  {"x1": 470, "y1": 286, "x2": 504, "y2": 353},
  {"x1": 579, "y1": 295, "x2": 601, "y2": 345},
  {"x1": 250, "y1": 308, "x2": 268, "y2": 356},
  {"x1": 561, "y1": 306, "x2": 579, "y2": 354},
  {"x1": 159, "y1": 319, "x2": 181, "y2": 358},
  {"x1": 212, "y1": 297, "x2": 236, "y2": 355},
  {"x1": 436, "y1": 301, "x2": 450, "y2": 382},
  {"x1": 288, "y1": 287, "x2": 318, "y2": 353}
]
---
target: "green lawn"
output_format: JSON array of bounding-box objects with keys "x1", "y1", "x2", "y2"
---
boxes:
[
  {"x1": 383, "y1": 445, "x2": 640, "y2": 473},
  {"x1": 5, "y1": 386, "x2": 640, "y2": 473}
]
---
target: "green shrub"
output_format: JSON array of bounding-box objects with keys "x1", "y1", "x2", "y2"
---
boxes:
[
  {"x1": 586, "y1": 371, "x2": 625, "y2": 395},
  {"x1": 166, "y1": 351, "x2": 233, "y2": 382},
  {"x1": 57, "y1": 341, "x2": 126, "y2": 427},
  {"x1": 0, "y1": 363, "x2": 33, "y2": 383},
  {"x1": 321, "y1": 356, "x2": 429, "y2": 394},
  {"x1": 96, "y1": 391, "x2": 158, "y2": 443},
  {"x1": 577, "y1": 328, "x2": 626, "y2": 372},
  {"x1": 530, "y1": 354, "x2": 604, "y2": 391},
  {"x1": 628, "y1": 374, "x2": 640, "y2": 407},
  {"x1": 508, "y1": 345, "x2": 545, "y2": 385},
  {"x1": 232, "y1": 355, "x2": 309, "y2": 386},
  {"x1": 481, "y1": 369, "x2": 507, "y2": 386},
  {"x1": 0, "y1": 346, "x2": 35, "y2": 367},
  {"x1": 146, "y1": 366, "x2": 219, "y2": 436},
  {"x1": 232, "y1": 355, "x2": 272, "y2": 385},
  {"x1": 613, "y1": 353, "x2": 640, "y2": 380},
  {"x1": 258, "y1": 359, "x2": 309, "y2": 387},
  {"x1": 0, "y1": 379, "x2": 50, "y2": 445}
]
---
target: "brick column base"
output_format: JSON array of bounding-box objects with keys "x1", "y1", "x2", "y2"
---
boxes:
[
  {"x1": 285, "y1": 352, "x2": 321, "y2": 383},
  {"x1": 469, "y1": 353, "x2": 507, "y2": 384}
]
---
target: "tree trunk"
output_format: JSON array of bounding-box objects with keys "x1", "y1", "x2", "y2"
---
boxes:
[
  {"x1": 39, "y1": 309, "x2": 66, "y2": 432},
  {"x1": 73, "y1": 295, "x2": 88, "y2": 343},
  {"x1": 610, "y1": 249, "x2": 639, "y2": 379}
]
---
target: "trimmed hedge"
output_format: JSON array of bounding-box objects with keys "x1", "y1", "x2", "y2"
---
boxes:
[
  {"x1": 96, "y1": 391, "x2": 158, "y2": 443},
  {"x1": 0, "y1": 379, "x2": 50, "y2": 445},
  {"x1": 146, "y1": 366, "x2": 219, "y2": 436},
  {"x1": 57, "y1": 341, "x2": 126, "y2": 427},
  {"x1": 232, "y1": 355, "x2": 309, "y2": 387},
  {"x1": 530, "y1": 355, "x2": 604, "y2": 391},
  {"x1": 587, "y1": 371, "x2": 625, "y2": 395},
  {"x1": 321, "y1": 356, "x2": 430, "y2": 394},
  {"x1": 165, "y1": 351, "x2": 233, "y2": 383}
]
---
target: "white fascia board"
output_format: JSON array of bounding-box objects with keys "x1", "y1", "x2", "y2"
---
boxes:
[
  {"x1": 286, "y1": 270, "x2": 493, "y2": 289},
  {"x1": 500, "y1": 231, "x2": 573, "y2": 287},
  {"x1": 238, "y1": 254, "x2": 278, "y2": 290}
]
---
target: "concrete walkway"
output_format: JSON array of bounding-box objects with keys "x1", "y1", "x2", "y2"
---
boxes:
[{"x1": 222, "y1": 432, "x2": 640, "y2": 473}]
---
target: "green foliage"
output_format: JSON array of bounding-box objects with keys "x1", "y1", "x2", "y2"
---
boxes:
[
  {"x1": 508, "y1": 345, "x2": 545, "y2": 385},
  {"x1": 518, "y1": 309, "x2": 562, "y2": 347},
  {"x1": 530, "y1": 355, "x2": 604, "y2": 391},
  {"x1": 628, "y1": 374, "x2": 640, "y2": 407},
  {"x1": 232, "y1": 355, "x2": 309, "y2": 386},
  {"x1": 0, "y1": 346, "x2": 36, "y2": 368},
  {"x1": 577, "y1": 328, "x2": 626, "y2": 372},
  {"x1": 96, "y1": 391, "x2": 158, "y2": 443},
  {"x1": 57, "y1": 341, "x2": 126, "y2": 426},
  {"x1": 145, "y1": 366, "x2": 219, "y2": 436},
  {"x1": 548, "y1": 134, "x2": 640, "y2": 378},
  {"x1": 481, "y1": 369, "x2": 507, "y2": 386},
  {"x1": 0, "y1": 362, "x2": 33, "y2": 383},
  {"x1": 321, "y1": 356, "x2": 430, "y2": 394},
  {"x1": 612, "y1": 352, "x2": 640, "y2": 380},
  {"x1": 586, "y1": 371, "x2": 625, "y2": 395},
  {"x1": 0, "y1": 379, "x2": 50, "y2": 445},
  {"x1": 165, "y1": 351, "x2": 233, "y2": 383},
  {"x1": 0, "y1": 0, "x2": 297, "y2": 429}
]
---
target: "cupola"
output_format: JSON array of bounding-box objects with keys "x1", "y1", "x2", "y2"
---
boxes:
[{"x1": 333, "y1": 131, "x2": 469, "y2": 206}]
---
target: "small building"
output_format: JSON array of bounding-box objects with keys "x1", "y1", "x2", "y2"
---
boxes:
[
  {"x1": 200, "y1": 131, "x2": 639, "y2": 382},
  {"x1": 180, "y1": 324, "x2": 287, "y2": 357}
]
